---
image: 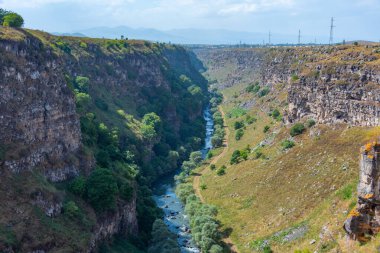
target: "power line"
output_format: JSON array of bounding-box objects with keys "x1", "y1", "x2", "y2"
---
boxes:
[{"x1": 329, "y1": 17, "x2": 335, "y2": 45}]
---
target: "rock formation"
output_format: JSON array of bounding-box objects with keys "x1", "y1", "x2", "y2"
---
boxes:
[{"x1": 344, "y1": 140, "x2": 380, "y2": 241}]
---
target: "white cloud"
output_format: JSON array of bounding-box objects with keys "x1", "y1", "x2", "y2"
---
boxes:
[{"x1": 218, "y1": 0, "x2": 295, "y2": 15}]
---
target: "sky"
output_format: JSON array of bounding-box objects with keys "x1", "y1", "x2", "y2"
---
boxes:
[{"x1": 1, "y1": 0, "x2": 380, "y2": 43}]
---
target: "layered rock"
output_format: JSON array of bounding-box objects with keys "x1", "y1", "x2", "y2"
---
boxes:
[
  {"x1": 344, "y1": 140, "x2": 380, "y2": 241},
  {"x1": 0, "y1": 35, "x2": 81, "y2": 182}
]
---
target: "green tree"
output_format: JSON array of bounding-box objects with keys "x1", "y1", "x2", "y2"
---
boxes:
[
  {"x1": 234, "y1": 120, "x2": 244, "y2": 130},
  {"x1": 290, "y1": 123, "x2": 305, "y2": 136},
  {"x1": 87, "y1": 168, "x2": 118, "y2": 212},
  {"x1": 69, "y1": 176, "x2": 86, "y2": 197},
  {"x1": 230, "y1": 150, "x2": 241, "y2": 164},
  {"x1": 148, "y1": 219, "x2": 180, "y2": 253},
  {"x1": 190, "y1": 151, "x2": 203, "y2": 165},
  {"x1": 2, "y1": 12, "x2": 24, "y2": 27},
  {"x1": 211, "y1": 135, "x2": 223, "y2": 148},
  {"x1": 263, "y1": 125, "x2": 270, "y2": 133}
]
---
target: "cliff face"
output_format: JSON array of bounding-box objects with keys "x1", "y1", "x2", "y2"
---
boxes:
[
  {"x1": 195, "y1": 46, "x2": 380, "y2": 127},
  {"x1": 0, "y1": 32, "x2": 81, "y2": 182},
  {"x1": 0, "y1": 28, "x2": 206, "y2": 252},
  {"x1": 344, "y1": 141, "x2": 380, "y2": 241}
]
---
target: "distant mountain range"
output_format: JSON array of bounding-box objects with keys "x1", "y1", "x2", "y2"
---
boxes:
[{"x1": 53, "y1": 26, "x2": 337, "y2": 45}]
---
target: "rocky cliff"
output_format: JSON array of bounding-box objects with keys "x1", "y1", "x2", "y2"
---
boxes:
[
  {"x1": 0, "y1": 28, "x2": 207, "y2": 252},
  {"x1": 195, "y1": 45, "x2": 380, "y2": 127},
  {"x1": 0, "y1": 29, "x2": 81, "y2": 182},
  {"x1": 344, "y1": 140, "x2": 380, "y2": 241}
]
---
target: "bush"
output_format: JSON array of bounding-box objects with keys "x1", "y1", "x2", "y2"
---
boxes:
[
  {"x1": 200, "y1": 184, "x2": 207, "y2": 190},
  {"x1": 69, "y1": 176, "x2": 86, "y2": 197},
  {"x1": 217, "y1": 166, "x2": 226, "y2": 176},
  {"x1": 63, "y1": 201, "x2": 80, "y2": 218},
  {"x1": 258, "y1": 87, "x2": 270, "y2": 97},
  {"x1": 235, "y1": 129, "x2": 244, "y2": 140},
  {"x1": 234, "y1": 120, "x2": 244, "y2": 130},
  {"x1": 291, "y1": 74, "x2": 299, "y2": 82},
  {"x1": 190, "y1": 151, "x2": 203, "y2": 165},
  {"x1": 306, "y1": 119, "x2": 316, "y2": 128},
  {"x1": 290, "y1": 123, "x2": 305, "y2": 136},
  {"x1": 148, "y1": 219, "x2": 180, "y2": 253},
  {"x1": 270, "y1": 109, "x2": 281, "y2": 120},
  {"x1": 281, "y1": 140, "x2": 295, "y2": 150},
  {"x1": 230, "y1": 150, "x2": 241, "y2": 164},
  {"x1": 263, "y1": 125, "x2": 270, "y2": 133},
  {"x1": 87, "y1": 168, "x2": 118, "y2": 212},
  {"x1": 75, "y1": 76, "x2": 90, "y2": 92},
  {"x1": 2, "y1": 13, "x2": 24, "y2": 27},
  {"x1": 207, "y1": 151, "x2": 213, "y2": 159},
  {"x1": 210, "y1": 164, "x2": 216, "y2": 170},
  {"x1": 246, "y1": 115, "x2": 257, "y2": 125}
]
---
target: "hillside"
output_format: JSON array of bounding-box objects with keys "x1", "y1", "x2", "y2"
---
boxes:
[
  {"x1": 193, "y1": 45, "x2": 380, "y2": 252},
  {"x1": 0, "y1": 27, "x2": 208, "y2": 252}
]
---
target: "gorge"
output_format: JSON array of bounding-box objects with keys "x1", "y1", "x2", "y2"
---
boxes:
[{"x1": 0, "y1": 25, "x2": 380, "y2": 253}]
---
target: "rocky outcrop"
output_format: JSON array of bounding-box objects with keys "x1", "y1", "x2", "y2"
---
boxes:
[
  {"x1": 0, "y1": 34, "x2": 81, "y2": 182},
  {"x1": 344, "y1": 140, "x2": 380, "y2": 241}
]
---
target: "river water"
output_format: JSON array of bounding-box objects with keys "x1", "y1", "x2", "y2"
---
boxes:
[{"x1": 152, "y1": 106, "x2": 214, "y2": 252}]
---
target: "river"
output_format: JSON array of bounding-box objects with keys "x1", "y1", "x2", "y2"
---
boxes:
[{"x1": 152, "y1": 105, "x2": 214, "y2": 252}]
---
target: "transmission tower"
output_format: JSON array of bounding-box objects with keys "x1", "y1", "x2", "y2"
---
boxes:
[
  {"x1": 329, "y1": 17, "x2": 335, "y2": 45},
  {"x1": 298, "y1": 29, "x2": 301, "y2": 45},
  {"x1": 268, "y1": 31, "x2": 271, "y2": 46}
]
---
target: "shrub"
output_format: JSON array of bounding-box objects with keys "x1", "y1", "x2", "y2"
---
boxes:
[
  {"x1": 230, "y1": 150, "x2": 241, "y2": 164},
  {"x1": 258, "y1": 87, "x2": 270, "y2": 97},
  {"x1": 75, "y1": 92, "x2": 91, "y2": 109},
  {"x1": 2, "y1": 12, "x2": 24, "y2": 27},
  {"x1": 235, "y1": 129, "x2": 244, "y2": 140},
  {"x1": 270, "y1": 109, "x2": 281, "y2": 120},
  {"x1": 281, "y1": 140, "x2": 295, "y2": 150},
  {"x1": 210, "y1": 164, "x2": 216, "y2": 170},
  {"x1": 75, "y1": 76, "x2": 90, "y2": 92},
  {"x1": 253, "y1": 148, "x2": 263, "y2": 159},
  {"x1": 190, "y1": 151, "x2": 203, "y2": 165},
  {"x1": 217, "y1": 166, "x2": 226, "y2": 176},
  {"x1": 69, "y1": 176, "x2": 86, "y2": 197},
  {"x1": 234, "y1": 120, "x2": 244, "y2": 130},
  {"x1": 263, "y1": 125, "x2": 270, "y2": 133},
  {"x1": 246, "y1": 115, "x2": 257, "y2": 124},
  {"x1": 306, "y1": 119, "x2": 316, "y2": 128},
  {"x1": 200, "y1": 184, "x2": 207, "y2": 190},
  {"x1": 63, "y1": 201, "x2": 80, "y2": 218},
  {"x1": 207, "y1": 151, "x2": 213, "y2": 159},
  {"x1": 290, "y1": 123, "x2": 305, "y2": 137},
  {"x1": 291, "y1": 74, "x2": 299, "y2": 82},
  {"x1": 87, "y1": 168, "x2": 118, "y2": 212}
]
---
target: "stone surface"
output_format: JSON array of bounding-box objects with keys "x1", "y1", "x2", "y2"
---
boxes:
[{"x1": 0, "y1": 37, "x2": 81, "y2": 182}]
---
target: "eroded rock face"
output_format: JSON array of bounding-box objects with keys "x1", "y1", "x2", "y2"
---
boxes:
[
  {"x1": 0, "y1": 38, "x2": 81, "y2": 182},
  {"x1": 344, "y1": 141, "x2": 380, "y2": 241}
]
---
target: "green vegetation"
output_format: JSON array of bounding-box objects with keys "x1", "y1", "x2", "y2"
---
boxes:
[
  {"x1": 306, "y1": 119, "x2": 316, "y2": 128},
  {"x1": 0, "y1": 9, "x2": 24, "y2": 27},
  {"x1": 148, "y1": 219, "x2": 180, "y2": 253},
  {"x1": 269, "y1": 109, "x2": 281, "y2": 121},
  {"x1": 234, "y1": 120, "x2": 244, "y2": 130},
  {"x1": 235, "y1": 129, "x2": 244, "y2": 140},
  {"x1": 258, "y1": 87, "x2": 270, "y2": 97},
  {"x1": 281, "y1": 140, "x2": 295, "y2": 150},
  {"x1": 263, "y1": 125, "x2": 270, "y2": 133},
  {"x1": 227, "y1": 107, "x2": 247, "y2": 118},
  {"x1": 336, "y1": 183, "x2": 355, "y2": 200},
  {"x1": 210, "y1": 164, "x2": 216, "y2": 170},
  {"x1": 230, "y1": 147, "x2": 249, "y2": 164},
  {"x1": 176, "y1": 183, "x2": 223, "y2": 252},
  {"x1": 246, "y1": 82, "x2": 261, "y2": 93},
  {"x1": 217, "y1": 165, "x2": 227, "y2": 176},
  {"x1": 290, "y1": 123, "x2": 306, "y2": 136}
]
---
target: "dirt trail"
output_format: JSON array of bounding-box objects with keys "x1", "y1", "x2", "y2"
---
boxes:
[{"x1": 193, "y1": 104, "x2": 239, "y2": 253}]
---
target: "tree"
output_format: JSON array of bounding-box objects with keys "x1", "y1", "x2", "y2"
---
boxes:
[
  {"x1": 69, "y1": 176, "x2": 86, "y2": 197},
  {"x1": 234, "y1": 120, "x2": 244, "y2": 130},
  {"x1": 263, "y1": 125, "x2": 270, "y2": 133},
  {"x1": 148, "y1": 219, "x2": 180, "y2": 253},
  {"x1": 190, "y1": 151, "x2": 203, "y2": 165},
  {"x1": 230, "y1": 150, "x2": 241, "y2": 164},
  {"x1": 142, "y1": 112, "x2": 161, "y2": 131},
  {"x1": 211, "y1": 135, "x2": 223, "y2": 148},
  {"x1": 0, "y1": 9, "x2": 10, "y2": 24},
  {"x1": 63, "y1": 201, "x2": 80, "y2": 218},
  {"x1": 87, "y1": 168, "x2": 118, "y2": 212},
  {"x1": 3, "y1": 13, "x2": 24, "y2": 28}
]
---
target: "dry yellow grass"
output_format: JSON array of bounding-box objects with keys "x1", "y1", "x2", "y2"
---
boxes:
[{"x1": 194, "y1": 48, "x2": 380, "y2": 252}]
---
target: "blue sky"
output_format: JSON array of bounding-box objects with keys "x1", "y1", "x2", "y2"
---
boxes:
[{"x1": 1, "y1": 0, "x2": 380, "y2": 42}]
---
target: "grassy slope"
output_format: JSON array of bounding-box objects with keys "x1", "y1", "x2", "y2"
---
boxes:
[{"x1": 195, "y1": 46, "x2": 380, "y2": 253}]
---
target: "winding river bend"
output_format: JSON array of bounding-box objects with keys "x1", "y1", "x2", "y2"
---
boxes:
[{"x1": 153, "y1": 106, "x2": 214, "y2": 252}]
